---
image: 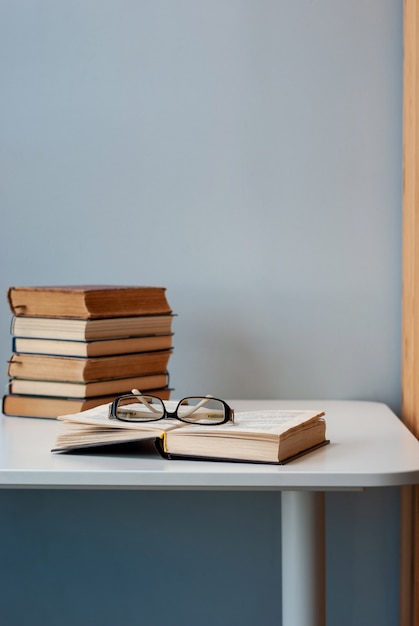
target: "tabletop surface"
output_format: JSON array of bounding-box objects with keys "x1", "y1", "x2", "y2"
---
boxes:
[{"x1": 1, "y1": 400, "x2": 419, "y2": 490}]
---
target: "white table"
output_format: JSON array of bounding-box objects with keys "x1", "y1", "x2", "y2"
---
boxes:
[{"x1": 1, "y1": 400, "x2": 419, "y2": 626}]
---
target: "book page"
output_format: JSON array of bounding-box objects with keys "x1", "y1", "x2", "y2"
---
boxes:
[
  {"x1": 174, "y1": 410, "x2": 325, "y2": 438},
  {"x1": 57, "y1": 403, "x2": 324, "y2": 439},
  {"x1": 53, "y1": 425, "x2": 163, "y2": 451},
  {"x1": 57, "y1": 401, "x2": 182, "y2": 432}
]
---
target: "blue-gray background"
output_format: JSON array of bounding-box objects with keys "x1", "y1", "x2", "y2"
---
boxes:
[{"x1": 0, "y1": 2, "x2": 402, "y2": 624}]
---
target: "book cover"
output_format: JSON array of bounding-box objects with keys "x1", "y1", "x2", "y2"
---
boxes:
[
  {"x1": 2, "y1": 390, "x2": 171, "y2": 419},
  {"x1": 12, "y1": 334, "x2": 173, "y2": 357},
  {"x1": 52, "y1": 402, "x2": 328, "y2": 464},
  {"x1": 9, "y1": 373, "x2": 169, "y2": 399},
  {"x1": 7, "y1": 285, "x2": 172, "y2": 319},
  {"x1": 11, "y1": 314, "x2": 174, "y2": 341},
  {"x1": 8, "y1": 350, "x2": 172, "y2": 382}
]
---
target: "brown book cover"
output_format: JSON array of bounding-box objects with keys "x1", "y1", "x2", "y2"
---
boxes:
[
  {"x1": 12, "y1": 334, "x2": 173, "y2": 357},
  {"x1": 8, "y1": 372, "x2": 169, "y2": 398},
  {"x1": 8, "y1": 350, "x2": 172, "y2": 382},
  {"x1": 2, "y1": 389, "x2": 171, "y2": 419},
  {"x1": 7, "y1": 285, "x2": 172, "y2": 319}
]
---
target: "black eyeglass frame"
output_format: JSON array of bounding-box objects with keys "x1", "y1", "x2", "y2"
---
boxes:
[{"x1": 108, "y1": 394, "x2": 234, "y2": 425}]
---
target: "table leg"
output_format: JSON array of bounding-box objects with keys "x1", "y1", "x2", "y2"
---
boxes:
[{"x1": 281, "y1": 491, "x2": 325, "y2": 626}]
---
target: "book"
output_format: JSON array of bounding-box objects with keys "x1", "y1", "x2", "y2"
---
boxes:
[
  {"x1": 2, "y1": 390, "x2": 171, "y2": 419},
  {"x1": 7, "y1": 285, "x2": 172, "y2": 319},
  {"x1": 7, "y1": 350, "x2": 172, "y2": 382},
  {"x1": 12, "y1": 334, "x2": 173, "y2": 357},
  {"x1": 11, "y1": 314, "x2": 174, "y2": 341},
  {"x1": 9, "y1": 373, "x2": 169, "y2": 399},
  {"x1": 52, "y1": 402, "x2": 327, "y2": 464}
]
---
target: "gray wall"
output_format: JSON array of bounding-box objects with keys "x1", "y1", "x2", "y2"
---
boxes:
[{"x1": 0, "y1": 2, "x2": 402, "y2": 625}]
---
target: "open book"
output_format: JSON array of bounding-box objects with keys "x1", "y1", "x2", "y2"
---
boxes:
[{"x1": 52, "y1": 402, "x2": 328, "y2": 464}]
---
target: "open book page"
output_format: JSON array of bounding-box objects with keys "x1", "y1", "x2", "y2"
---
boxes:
[
  {"x1": 57, "y1": 404, "x2": 324, "y2": 435},
  {"x1": 171, "y1": 410, "x2": 325, "y2": 439},
  {"x1": 53, "y1": 424, "x2": 164, "y2": 449},
  {"x1": 163, "y1": 410, "x2": 327, "y2": 463},
  {"x1": 53, "y1": 401, "x2": 183, "y2": 451},
  {"x1": 57, "y1": 401, "x2": 182, "y2": 432}
]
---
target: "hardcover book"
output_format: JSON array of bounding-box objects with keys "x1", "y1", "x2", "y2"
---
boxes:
[
  {"x1": 52, "y1": 402, "x2": 328, "y2": 464},
  {"x1": 9, "y1": 373, "x2": 169, "y2": 399},
  {"x1": 11, "y1": 315, "x2": 174, "y2": 341},
  {"x1": 7, "y1": 350, "x2": 172, "y2": 382},
  {"x1": 2, "y1": 390, "x2": 171, "y2": 419},
  {"x1": 7, "y1": 285, "x2": 172, "y2": 319},
  {"x1": 12, "y1": 334, "x2": 173, "y2": 357}
]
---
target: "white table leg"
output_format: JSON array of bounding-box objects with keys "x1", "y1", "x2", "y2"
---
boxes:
[{"x1": 281, "y1": 491, "x2": 325, "y2": 626}]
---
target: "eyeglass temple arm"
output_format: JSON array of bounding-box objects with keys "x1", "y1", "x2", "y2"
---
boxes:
[
  {"x1": 180, "y1": 395, "x2": 214, "y2": 418},
  {"x1": 131, "y1": 390, "x2": 217, "y2": 419},
  {"x1": 131, "y1": 389, "x2": 162, "y2": 414}
]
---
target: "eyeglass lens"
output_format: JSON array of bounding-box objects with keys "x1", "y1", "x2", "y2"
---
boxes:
[{"x1": 114, "y1": 395, "x2": 227, "y2": 424}]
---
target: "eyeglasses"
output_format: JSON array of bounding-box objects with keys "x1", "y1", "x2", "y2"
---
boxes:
[{"x1": 108, "y1": 390, "x2": 234, "y2": 425}]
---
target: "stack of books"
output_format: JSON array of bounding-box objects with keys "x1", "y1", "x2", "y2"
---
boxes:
[{"x1": 2, "y1": 285, "x2": 174, "y2": 418}]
